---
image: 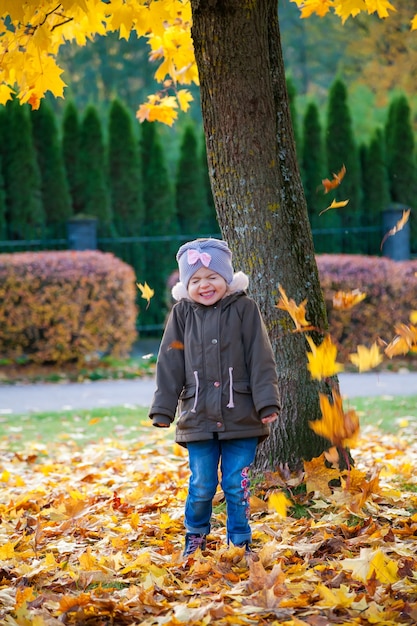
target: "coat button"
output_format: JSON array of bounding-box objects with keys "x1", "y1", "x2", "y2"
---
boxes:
[
  {"x1": 216, "y1": 422, "x2": 222, "y2": 428},
  {"x1": 212, "y1": 339, "x2": 218, "y2": 344},
  {"x1": 214, "y1": 381, "x2": 220, "y2": 387}
]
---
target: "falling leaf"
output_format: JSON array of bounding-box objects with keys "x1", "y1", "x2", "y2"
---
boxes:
[
  {"x1": 332, "y1": 288, "x2": 366, "y2": 310},
  {"x1": 275, "y1": 284, "x2": 312, "y2": 331},
  {"x1": 349, "y1": 342, "x2": 383, "y2": 372},
  {"x1": 267, "y1": 491, "x2": 292, "y2": 517},
  {"x1": 309, "y1": 389, "x2": 359, "y2": 449},
  {"x1": 321, "y1": 164, "x2": 346, "y2": 193},
  {"x1": 385, "y1": 323, "x2": 417, "y2": 358},
  {"x1": 319, "y1": 198, "x2": 349, "y2": 216},
  {"x1": 410, "y1": 310, "x2": 417, "y2": 325},
  {"x1": 305, "y1": 334, "x2": 344, "y2": 380},
  {"x1": 168, "y1": 340, "x2": 184, "y2": 350},
  {"x1": 380, "y1": 208, "x2": 410, "y2": 251},
  {"x1": 136, "y1": 281, "x2": 155, "y2": 309}
]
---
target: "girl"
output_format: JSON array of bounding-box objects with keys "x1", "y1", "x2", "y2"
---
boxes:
[{"x1": 149, "y1": 238, "x2": 280, "y2": 556}]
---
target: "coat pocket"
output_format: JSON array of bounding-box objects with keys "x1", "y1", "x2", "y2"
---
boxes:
[
  {"x1": 178, "y1": 385, "x2": 197, "y2": 420},
  {"x1": 228, "y1": 380, "x2": 256, "y2": 417}
]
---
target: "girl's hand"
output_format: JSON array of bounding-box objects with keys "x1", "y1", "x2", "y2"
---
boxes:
[{"x1": 261, "y1": 413, "x2": 278, "y2": 424}]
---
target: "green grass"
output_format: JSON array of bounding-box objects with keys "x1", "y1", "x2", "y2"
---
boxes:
[
  {"x1": 0, "y1": 405, "x2": 153, "y2": 449},
  {"x1": 345, "y1": 395, "x2": 417, "y2": 433},
  {"x1": 1, "y1": 394, "x2": 416, "y2": 451}
]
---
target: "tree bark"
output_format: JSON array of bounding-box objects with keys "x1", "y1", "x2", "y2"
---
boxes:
[{"x1": 190, "y1": 0, "x2": 334, "y2": 470}]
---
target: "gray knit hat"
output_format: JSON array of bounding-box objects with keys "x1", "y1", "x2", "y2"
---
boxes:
[{"x1": 176, "y1": 238, "x2": 234, "y2": 287}]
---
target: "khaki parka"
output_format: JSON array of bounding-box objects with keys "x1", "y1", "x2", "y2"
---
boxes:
[{"x1": 149, "y1": 273, "x2": 280, "y2": 446}]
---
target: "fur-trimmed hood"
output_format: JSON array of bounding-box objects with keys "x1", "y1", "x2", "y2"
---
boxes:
[{"x1": 171, "y1": 271, "x2": 249, "y2": 302}]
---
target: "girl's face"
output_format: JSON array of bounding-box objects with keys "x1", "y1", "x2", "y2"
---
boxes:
[{"x1": 187, "y1": 267, "x2": 228, "y2": 305}]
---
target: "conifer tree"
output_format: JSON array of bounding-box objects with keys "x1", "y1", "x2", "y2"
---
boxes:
[
  {"x1": 31, "y1": 101, "x2": 72, "y2": 237},
  {"x1": 385, "y1": 94, "x2": 417, "y2": 252},
  {"x1": 176, "y1": 124, "x2": 205, "y2": 234},
  {"x1": 0, "y1": 107, "x2": 7, "y2": 239},
  {"x1": 0, "y1": 154, "x2": 6, "y2": 240},
  {"x1": 108, "y1": 98, "x2": 145, "y2": 281},
  {"x1": 385, "y1": 95, "x2": 417, "y2": 206},
  {"x1": 141, "y1": 120, "x2": 178, "y2": 328},
  {"x1": 6, "y1": 99, "x2": 44, "y2": 240},
  {"x1": 200, "y1": 132, "x2": 219, "y2": 235},
  {"x1": 79, "y1": 104, "x2": 115, "y2": 235},
  {"x1": 325, "y1": 78, "x2": 361, "y2": 253},
  {"x1": 62, "y1": 101, "x2": 83, "y2": 214},
  {"x1": 360, "y1": 128, "x2": 389, "y2": 254},
  {"x1": 301, "y1": 101, "x2": 324, "y2": 236}
]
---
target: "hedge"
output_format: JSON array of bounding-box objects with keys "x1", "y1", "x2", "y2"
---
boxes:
[
  {"x1": 317, "y1": 254, "x2": 417, "y2": 362},
  {"x1": 0, "y1": 250, "x2": 138, "y2": 364}
]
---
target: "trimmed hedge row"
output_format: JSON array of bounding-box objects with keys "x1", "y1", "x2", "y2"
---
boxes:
[
  {"x1": 0, "y1": 251, "x2": 138, "y2": 364},
  {"x1": 317, "y1": 254, "x2": 417, "y2": 362}
]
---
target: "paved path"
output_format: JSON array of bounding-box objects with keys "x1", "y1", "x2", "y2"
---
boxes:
[{"x1": 1, "y1": 372, "x2": 416, "y2": 415}]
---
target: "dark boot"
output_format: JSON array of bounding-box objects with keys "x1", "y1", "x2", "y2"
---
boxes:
[{"x1": 183, "y1": 533, "x2": 207, "y2": 556}]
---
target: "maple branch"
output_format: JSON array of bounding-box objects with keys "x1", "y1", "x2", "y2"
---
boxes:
[{"x1": 51, "y1": 16, "x2": 74, "y2": 32}]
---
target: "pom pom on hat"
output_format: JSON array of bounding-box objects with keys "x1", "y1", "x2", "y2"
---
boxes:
[{"x1": 176, "y1": 238, "x2": 234, "y2": 287}]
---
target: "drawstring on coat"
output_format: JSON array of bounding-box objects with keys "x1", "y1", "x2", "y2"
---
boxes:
[
  {"x1": 191, "y1": 370, "x2": 199, "y2": 413},
  {"x1": 227, "y1": 367, "x2": 235, "y2": 408}
]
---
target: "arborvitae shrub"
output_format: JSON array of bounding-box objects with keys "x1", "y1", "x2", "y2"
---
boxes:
[
  {"x1": 325, "y1": 79, "x2": 361, "y2": 253},
  {"x1": 360, "y1": 128, "x2": 389, "y2": 254},
  {"x1": 79, "y1": 105, "x2": 115, "y2": 236},
  {"x1": 31, "y1": 101, "x2": 73, "y2": 237},
  {"x1": 141, "y1": 121, "x2": 178, "y2": 329},
  {"x1": 62, "y1": 101, "x2": 83, "y2": 214},
  {"x1": 302, "y1": 101, "x2": 325, "y2": 234},
  {"x1": 5, "y1": 99, "x2": 45, "y2": 240},
  {"x1": 176, "y1": 124, "x2": 206, "y2": 234}
]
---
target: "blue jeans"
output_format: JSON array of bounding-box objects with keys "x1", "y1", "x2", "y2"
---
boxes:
[{"x1": 184, "y1": 437, "x2": 258, "y2": 545}]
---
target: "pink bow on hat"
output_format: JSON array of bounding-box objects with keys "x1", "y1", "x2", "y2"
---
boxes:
[{"x1": 187, "y1": 249, "x2": 212, "y2": 267}]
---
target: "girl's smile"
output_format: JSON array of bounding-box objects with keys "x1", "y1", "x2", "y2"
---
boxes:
[{"x1": 188, "y1": 267, "x2": 228, "y2": 305}]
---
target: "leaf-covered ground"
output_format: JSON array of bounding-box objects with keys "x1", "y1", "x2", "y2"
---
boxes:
[{"x1": 1, "y1": 420, "x2": 416, "y2": 625}]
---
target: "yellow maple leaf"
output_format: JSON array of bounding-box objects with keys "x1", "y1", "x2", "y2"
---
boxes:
[
  {"x1": 305, "y1": 334, "x2": 344, "y2": 380},
  {"x1": 137, "y1": 281, "x2": 155, "y2": 309},
  {"x1": 349, "y1": 342, "x2": 383, "y2": 372},
  {"x1": 385, "y1": 323, "x2": 417, "y2": 358},
  {"x1": 275, "y1": 284, "x2": 312, "y2": 331},
  {"x1": 0, "y1": 541, "x2": 16, "y2": 560},
  {"x1": 136, "y1": 94, "x2": 179, "y2": 126},
  {"x1": 310, "y1": 389, "x2": 359, "y2": 448},
  {"x1": 315, "y1": 583, "x2": 356, "y2": 608},
  {"x1": 341, "y1": 547, "x2": 399, "y2": 584},
  {"x1": 319, "y1": 198, "x2": 349, "y2": 216},
  {"x1": 304, "y1": 454, "x2": 341, "y2": 496},
  {"x1": 267, "y1": 491, "x2": 292, "y2": 517},
  {"x1": 177, "y1": 88, "x2": 193, "y2": 112},
  {"x1": 332, "y1": 288, "x2": 366, "y2": 310},
  {"x1": 363, "y1": 0, "x2": 397, "y2": 19},
  {"x1": 410, "y1": 310, "x2": 417, "y2": 325},
  {"x1": 292, "y1": 0, "x2": 333, "y2": 19}
]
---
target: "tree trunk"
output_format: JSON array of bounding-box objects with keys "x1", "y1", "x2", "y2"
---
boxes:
[{"x1": 190, "y1": 0, "x2": 334, "y2": 470}]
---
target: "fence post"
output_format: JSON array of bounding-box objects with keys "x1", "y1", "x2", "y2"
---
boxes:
[
  {"x1": 382, "y1": 204, "x2": 411, "y2": 261},
  {"x1": 67, "y1": 216, "x2": 98, "y2": 250}
]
